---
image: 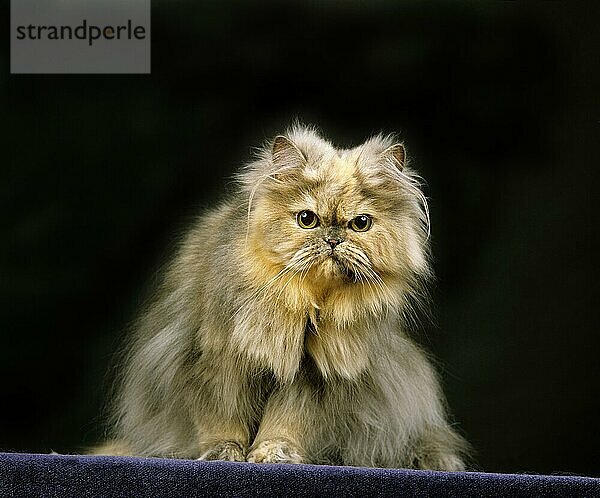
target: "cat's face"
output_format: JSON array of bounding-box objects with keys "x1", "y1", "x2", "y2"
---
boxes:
[{"x1": 245, "y1": 129, "x2": 430, "y2": 298}]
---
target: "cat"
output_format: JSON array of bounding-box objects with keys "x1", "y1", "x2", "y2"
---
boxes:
[{"x1": 94, "y1": 125, "x2": 469, "y2": 470}]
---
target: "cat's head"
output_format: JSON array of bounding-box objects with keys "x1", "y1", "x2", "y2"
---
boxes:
[{"x1": 240, "y1": 125, "x2": 431, "y2": 312}]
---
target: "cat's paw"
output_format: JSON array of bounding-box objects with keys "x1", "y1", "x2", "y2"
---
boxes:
[
  {"x1": 246, "y1": 440, "x2": 304, "y2": 464},
  {"x1": 197, "y1": 441, "x2": 246, "y2": 462}
]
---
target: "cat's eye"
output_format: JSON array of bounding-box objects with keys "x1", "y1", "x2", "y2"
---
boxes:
[
  {"x1": 297, "y1": 210, "x2": 319, "y2": 229},
  {"x1": 349, "y1": 215, "x2": 372, "y2": 232}
]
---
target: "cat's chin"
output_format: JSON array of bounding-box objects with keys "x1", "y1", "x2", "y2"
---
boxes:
[
  {"x1": 317, "y1": 255, "x2": 356, "y2": 283},
  {"x1": 335, "y1": 260, "x2": 357, "y2": 282}
]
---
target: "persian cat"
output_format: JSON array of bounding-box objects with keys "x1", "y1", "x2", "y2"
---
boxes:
[{"x1": 96, "y1": 125, "x2": 468, "y2": 470}]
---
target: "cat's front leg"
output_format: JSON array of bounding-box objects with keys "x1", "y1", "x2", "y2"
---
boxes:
[
  {"x1": 411, "y1": 424, "x2": 468, "y2": 471},
  {"x1": 196, "y1": 425, "x2": 248, "y2": 462},
  {"x1": 192, "y1": 356, "x2": 259, "y2": 462},
  {"x1": 246, "y1": 372, "x2": 323, "y2": 464}
]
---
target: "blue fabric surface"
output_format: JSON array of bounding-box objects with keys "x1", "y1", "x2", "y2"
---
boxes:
[{"x1": 0, "y1": 453, "x2": 598, "y2": 497}]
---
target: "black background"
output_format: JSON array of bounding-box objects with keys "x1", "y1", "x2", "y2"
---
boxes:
[{"x1": 2, "y1": 1, "x2": 599, "y2": 476}]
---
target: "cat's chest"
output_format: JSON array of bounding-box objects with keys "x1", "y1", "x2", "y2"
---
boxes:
[
  {"x1": 301, "y1": 308, "x2": 371, "y2": 381},
  {"x1": 231, "y1": 296, "x2": 371, "y2": 382}
]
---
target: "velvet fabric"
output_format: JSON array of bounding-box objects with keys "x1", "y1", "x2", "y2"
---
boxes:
[{"x1": 1, "y1": 452, "x2": 598, "y2": 497}]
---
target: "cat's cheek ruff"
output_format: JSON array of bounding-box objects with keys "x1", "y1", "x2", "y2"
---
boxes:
[
  {"x1": 363, "y1": 215, "x2": 429, "y2": 282},
  {"x1": 250, "y1": 211, "x2": 321, "y2": 269}
]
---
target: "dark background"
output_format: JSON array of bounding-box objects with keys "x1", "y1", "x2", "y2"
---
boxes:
[{"x1": 2, "y1": 1, "x2": 599, "y2": 476}]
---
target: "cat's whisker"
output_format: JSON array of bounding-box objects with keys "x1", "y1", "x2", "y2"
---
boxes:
[
  {"x1": 274, "y1": 256, "x2": 316, "y2": 304},
  {"x1": 341, "y1": 246, "x2": 373, "y2": 268},
  {"x1": 366, "y1": 269, "x2": 391, "y2": 302},
  {"x1": 351, "y1": 259, "x2": 390, "y2": 308},
  {"x1": 359, "y1": 273, "x2": 378, "y2": 306},
  {"x1": 296, "y1": 256, "x2": 315, "y2": 288},
  {"x1": 247, "y1": 263, "x2": 300, "y2": 301},
  {"x1": 355, "y1": 270, "x2": 381, "y2": 314},
  {"x1": 340, "y1": 249, "x2": 380, "y2": 286},
  {"x1": 250, "y1": 245, "x2": 315, "y2": 292},
  {"x1": 339, "y1": 256, "x2": 381, "y2": 308}
]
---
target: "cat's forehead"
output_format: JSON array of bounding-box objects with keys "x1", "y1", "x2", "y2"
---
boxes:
[
  {"x1": 305, "y1": 151, "x2": 357, "y2": 184},
  {"x1": 290, "y1": 153, "x2": 374, "y2": 217}
]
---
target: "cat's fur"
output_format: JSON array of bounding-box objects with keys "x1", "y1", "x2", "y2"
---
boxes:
[{"x1": 96, "y1": 125, "x2": 468, "y2": 470}]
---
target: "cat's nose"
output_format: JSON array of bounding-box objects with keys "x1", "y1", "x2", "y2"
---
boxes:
[{"x1": 325, "y1": 237, "x2": 342, "y2": 249}]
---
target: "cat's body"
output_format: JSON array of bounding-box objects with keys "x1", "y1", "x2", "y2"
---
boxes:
[{"x1": 99, "y1": 126, "x2": 468, "y2": 470}]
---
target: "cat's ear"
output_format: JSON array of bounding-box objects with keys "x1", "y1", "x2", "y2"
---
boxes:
[
  {"x1": 381, "y1": 143, "x2": 405, "y2": 171},
  {"x1": 271, "y1": 136, "x2": 306, "y2": 176}
]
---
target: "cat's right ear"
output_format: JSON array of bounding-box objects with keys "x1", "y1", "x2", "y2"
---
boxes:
[
  {"x1": 271, "y1": 136, "x2": 306, "y2": 178},
  {"x1": 381, "y1": 143, "x2": 405, "y2": 172}
]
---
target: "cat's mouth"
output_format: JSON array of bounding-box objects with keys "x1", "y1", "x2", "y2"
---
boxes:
[{"x1": 308, "y1": 248, "x2": 360, "y2": 283}]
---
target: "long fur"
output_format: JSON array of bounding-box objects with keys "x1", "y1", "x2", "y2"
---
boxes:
[{"x1": 97, "y1": 125, "x2": 469, "y2": 469}]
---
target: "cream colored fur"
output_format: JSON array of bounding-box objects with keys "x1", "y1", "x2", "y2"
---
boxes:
[{"x1": 100, "y1": 125, "x2": 468, "y2": 469}]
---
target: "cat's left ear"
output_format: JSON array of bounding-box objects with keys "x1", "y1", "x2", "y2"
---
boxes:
[
  {"x1": 381, "y1": 143, "x2": 405, "y2": 171},
  {"x1": 271, "y1": 135, "x2": 307, "y2": 179}
]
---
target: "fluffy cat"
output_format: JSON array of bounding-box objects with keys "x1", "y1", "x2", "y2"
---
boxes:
[{"x1": 95, "y1": 125, "x2": 468, "y2": 470}]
